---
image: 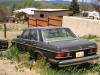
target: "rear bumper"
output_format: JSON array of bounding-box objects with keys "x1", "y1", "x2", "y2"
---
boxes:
[{"x1": 48, "y1": 55, "x2": 100, "y2": 67}]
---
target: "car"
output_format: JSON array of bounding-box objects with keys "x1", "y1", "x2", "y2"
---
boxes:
[
  {"x1": 0, "y1": 39, "x2": 8, "y2": 50},
  {"x1": 12, "y1": 27, "x2": 99, "y2": 67}
]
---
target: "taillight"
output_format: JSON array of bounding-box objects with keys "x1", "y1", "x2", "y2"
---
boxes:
[
  {"x1": 89, "y1": 48, "x2": 97, "y2": 53},
  {"x1": 88, "y1": 48, "x2": 97, "y2": 54},
  {"x1": 55, "y1": 52, "x2": 71, "y2": 58}
]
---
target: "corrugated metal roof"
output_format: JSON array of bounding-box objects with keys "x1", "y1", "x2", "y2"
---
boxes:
[{"x1": 14, "y1": 8, "x2": 37, "y2": 15}]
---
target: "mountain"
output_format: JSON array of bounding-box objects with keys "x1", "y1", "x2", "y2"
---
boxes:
[
  {"x1": 0, "y1": 0, "x2": 21, "y2": 3},
  {"x1": 0, "y1": 0, "x2": 70, "y2": 4},
  {"x1": 40, "y1": 1, "x2": 70, "y2": 4}
]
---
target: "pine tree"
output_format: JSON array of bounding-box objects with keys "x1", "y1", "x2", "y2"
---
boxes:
[{"x1": 69, "y1": 0, "x2": 80, "y2": 15}]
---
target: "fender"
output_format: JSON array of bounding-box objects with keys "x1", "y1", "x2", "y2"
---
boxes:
[{"x1": 34, "y1": 50, "x2": 44, "y2": 57}]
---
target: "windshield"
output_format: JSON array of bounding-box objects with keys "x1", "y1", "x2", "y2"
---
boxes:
[{"x1": 42, "y1": 28, "x2": 78, "y2": 42}]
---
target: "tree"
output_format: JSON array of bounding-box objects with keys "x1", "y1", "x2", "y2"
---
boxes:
[
  {"x1": 0, "y1": 6, "x2": 9, "y2": 22},
  {"x1": 92, "y1": 0, "x2": 100, "y2": 12},
  {"x1": 23, "y1": 0, "x2": 33, "y2": 7},
  {"x1": 69, "y1": 0, "x2": 80, "y2": 15}
]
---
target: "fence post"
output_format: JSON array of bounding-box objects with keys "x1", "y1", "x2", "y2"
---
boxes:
[{"x1": 4, "y1": 24, "x2": 7, "y2": 39}]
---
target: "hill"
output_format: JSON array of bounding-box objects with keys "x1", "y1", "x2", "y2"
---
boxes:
[{"x1": 0, "y1": 0, "x2": 70, "y2": 4}]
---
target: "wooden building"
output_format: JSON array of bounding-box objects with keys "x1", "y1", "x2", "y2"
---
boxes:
[{"x1": 28, "y1": 9, "x2": 71, "y2": 28}]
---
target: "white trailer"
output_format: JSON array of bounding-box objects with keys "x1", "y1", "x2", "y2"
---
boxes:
[{"x1": 88, "y1": 11, "x2": 100, "y2": 20}]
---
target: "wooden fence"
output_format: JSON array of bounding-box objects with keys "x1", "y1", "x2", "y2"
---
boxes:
[{"x1": 28, "y1": 16, "x2": 62, "y2": 28}]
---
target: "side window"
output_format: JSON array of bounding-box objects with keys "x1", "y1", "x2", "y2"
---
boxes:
[
  {"x1": 22, "y1": 30, "x2": 30, "y2": 39},
  {"x1": 40, "y1": 14, "x2": 44, "y2": 18},
  {"x1": 29, "y1": 30, "x2": 38, "y2": 40}
]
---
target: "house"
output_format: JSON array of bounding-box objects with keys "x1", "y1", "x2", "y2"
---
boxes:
[
  {"x1": 28, "y1": 9, "x2": 71, "y2": 27},
  {"x1": 33, "y1": 9, "x2": 70, "y2": 18}
]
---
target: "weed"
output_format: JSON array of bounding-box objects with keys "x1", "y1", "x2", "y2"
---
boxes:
[
  {"x1": 0, "y1": 45, "x2": 100, "y2": 75},
  {"x1": 81, "y1": 34, "x2": 97, "y2": 40},
  {"x1": 41, "y1": 63, "x2": 100, "y2": 75},
  {"x1": 3, "y1": 45, "x2": 21, "y2": 62},
  {"x1": 0, "y1": 45, "x2": 32, "y2": 70}
]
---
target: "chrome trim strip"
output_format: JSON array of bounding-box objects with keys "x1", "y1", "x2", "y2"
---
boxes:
[{"x1": 13, "y1": 41, "x2": 57, "y2": 53}]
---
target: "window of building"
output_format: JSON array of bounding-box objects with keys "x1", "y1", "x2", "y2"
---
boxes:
[{"x1": 40, "y1": 14, "x2": 44, "y2": 18}]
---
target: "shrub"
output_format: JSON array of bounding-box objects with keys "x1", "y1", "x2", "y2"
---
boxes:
[
  {"x1": 41, "y1": 63, "x2": 100, "y2": 75},
  {"x1": 0, "y1": 45, "x2": 100, "y2": 75},
  {"x1": 81, "y1": 34, "x2": 97, "y2": 40}
]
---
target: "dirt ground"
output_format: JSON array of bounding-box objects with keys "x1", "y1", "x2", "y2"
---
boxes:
[
  {"x1": 0, "y1": 60, "x2": 40, "y2": 75},
  {"x1": 0, "y1": 23, "x2": 27, "y2": 40},
  {"x1": 0, "y1": 23, "x2": 40, "y2": 75}
]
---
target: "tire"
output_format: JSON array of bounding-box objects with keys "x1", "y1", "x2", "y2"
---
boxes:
[
  {"x1": 35, "y1": 53, "x2": 43, "y2": 61},
  {"x1": 50, "y1": 63, "x2": 59, "y2": 68},
  {"x1": 10, "y1": 42, "x2": 16, "y2": 48}
]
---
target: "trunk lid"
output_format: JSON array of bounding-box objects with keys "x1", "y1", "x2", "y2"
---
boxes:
[{"x1": 49, "y1": 39, "x2": 96, "y2": 52}]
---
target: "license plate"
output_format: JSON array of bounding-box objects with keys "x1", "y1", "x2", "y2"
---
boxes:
[{"x1": 76, "y1": 51, "x2": 84, "y2": 58}]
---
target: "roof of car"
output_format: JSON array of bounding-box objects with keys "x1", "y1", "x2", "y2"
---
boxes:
[{"x1": 28, "y1": 26, "x2": 69, "y2": 30}]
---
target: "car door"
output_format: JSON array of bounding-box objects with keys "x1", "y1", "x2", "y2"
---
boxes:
[
  {"x1": 20, "y1": 29, "x2": 30, "y2": 51},
  {"x1": 26, "y1": 29, "x2": 38, "y2": 51}
]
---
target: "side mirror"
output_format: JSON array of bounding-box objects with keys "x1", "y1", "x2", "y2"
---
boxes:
[{"x1": 17, "y1": 35, "x2": 21, "y2": 38}]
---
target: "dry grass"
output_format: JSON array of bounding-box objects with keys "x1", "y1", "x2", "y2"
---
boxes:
[
  {"x1": 0, "y1": 23, "x2": 41, "y2": 75},
  {"x1": 0, "y1": 31, "x2": 22, "y2": 41},
  {"x1": 0, "y1": 23, "x2": 27, "y2": 40},
  {"x1": 0, "y1": 60, "x2": 40, "y2": 75},
  {"x1": 0, "y1": 22, "x2": 100, "y2": 75}
]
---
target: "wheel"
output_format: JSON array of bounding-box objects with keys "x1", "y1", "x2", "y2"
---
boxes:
[
  {"x1": 35, "y1": 53, "x2": 43, "y2": 61},
  {"x1": 29, "y1": 51, "x2": 35, "y2": 60},
  {"x1": 50, "y1": 63, "x2": 59, "y2": 68}
]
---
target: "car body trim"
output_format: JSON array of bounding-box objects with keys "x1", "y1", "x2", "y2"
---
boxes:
[
  {"x1": 48, "y1": 55, "x2": 100, "y2": 67},
  {"x1": 13, "y1": 41, "x2": 58, "y2": 53},
  {"x1": 12, "y1": 40, "x2": 98, "y2": 53}
]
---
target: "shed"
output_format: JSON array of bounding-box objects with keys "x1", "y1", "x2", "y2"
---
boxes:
[
  {"x1": 33, "y1": 9, "x2": 70, "y2": 18},
  {"x1": 28, "y1": 9, "x2": 71, "y2": 27}
]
